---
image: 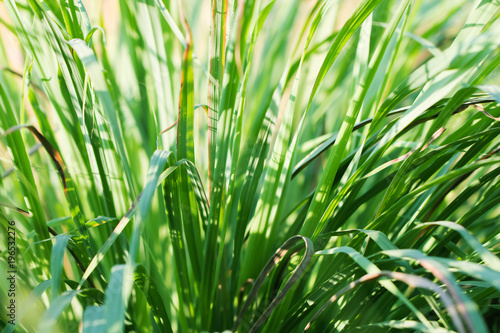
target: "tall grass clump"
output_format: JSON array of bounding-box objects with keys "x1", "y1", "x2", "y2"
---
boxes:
[{"x1": 1, "y1": 0, "x2": 500, "y2": 331}]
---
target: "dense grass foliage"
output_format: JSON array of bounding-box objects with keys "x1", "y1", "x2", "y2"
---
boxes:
[{"x1": 1, "y1": 0, "x2": 500, "y2": 331}]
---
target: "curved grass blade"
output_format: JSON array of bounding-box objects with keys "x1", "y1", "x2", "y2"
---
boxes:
[
  {"x1": 175, "y1": 15, "x2": 204, "y2": 285},
  {"x1": 50, "y1": 234, "x2": 72, "y2": 299},
  {"x1": 101, "y1": 150, "x2": 174, "y2": 333},
  {"x1": 234, "y1": 235, "x2": 314, "y2": 333},
  {"x1": 383, "y1": 249, "x2": 489, "y2": 333},
  {"x1": 82, "y1": 306, "x2": 105, "y2": 333},
  {"x1": 162, "y1": 153, "x2": 195, "y2": 331}
]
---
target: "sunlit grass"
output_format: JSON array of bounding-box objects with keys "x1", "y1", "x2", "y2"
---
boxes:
[{"x1": 1, "y1": 0, "x2": 500, "y2": 332}]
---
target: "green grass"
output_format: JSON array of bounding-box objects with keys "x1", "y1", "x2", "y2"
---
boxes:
[{"x1": 1, "y1": 0, "x2": 500, "y2": 332}]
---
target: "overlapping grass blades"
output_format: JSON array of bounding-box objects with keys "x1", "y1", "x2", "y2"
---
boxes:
[{"x1": 1, "y1": 0, "x2": 500, "y2": 332}]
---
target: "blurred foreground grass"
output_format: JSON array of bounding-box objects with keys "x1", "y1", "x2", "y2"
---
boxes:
[{"x1": 1, "y1": 0, "x2": 500, "y2": 332}]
